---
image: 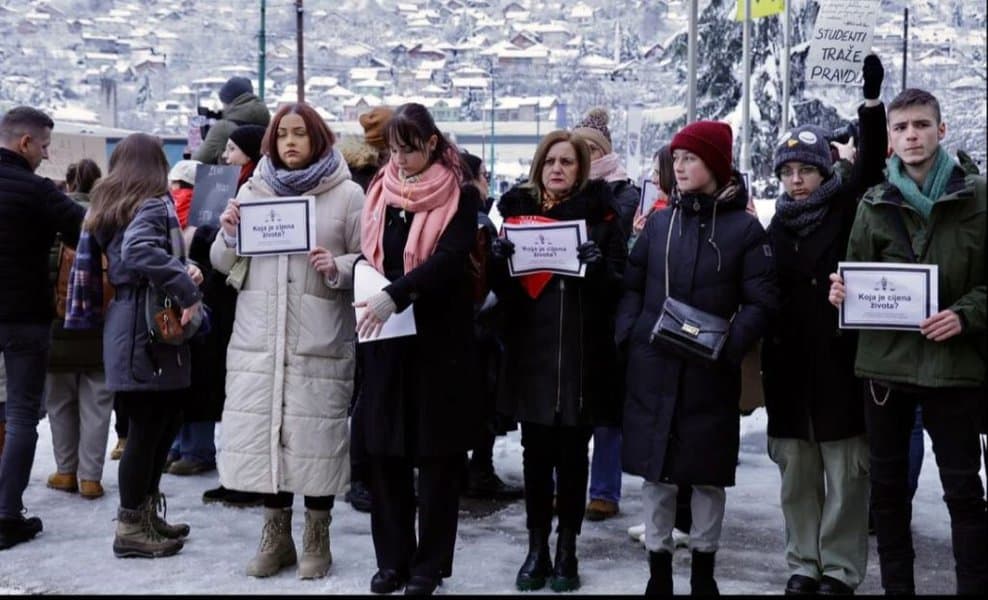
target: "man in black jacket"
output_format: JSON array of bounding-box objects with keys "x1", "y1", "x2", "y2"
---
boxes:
[{"x1": 0, "y1": 106, "x2": 86, "y2": 550}]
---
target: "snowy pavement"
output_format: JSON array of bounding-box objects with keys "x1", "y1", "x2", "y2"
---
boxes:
[{"x1": 0, "y1": 409, "x2": 968, "y2": 594}]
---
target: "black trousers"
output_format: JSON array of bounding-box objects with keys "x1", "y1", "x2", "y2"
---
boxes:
[
  {"x1": 263, "y1": 492, "x2": 334, "y2": 511},
  {"x1": 865, "y1": 382, "x2": 988, "y2": 594},
  {"x1": 368, "y1": 453, "x2": 464, "y2": 580},
  {"x1": 116, "y1": 390, "x2": 184, "y2": 510},
  {"x1": 520, "y1": 421, "x2": 593, "y2": 533}
]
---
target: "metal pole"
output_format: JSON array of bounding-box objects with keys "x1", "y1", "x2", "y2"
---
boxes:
[
  {"x1": 296, "y1": 0, "x2": 304, "y2": 103},
  {"x1": 687, "y1": 0, "x2": 698, "y2": 123},
  {"x1": 489, "y1": 62, "x2": 495, "y2": 182},
  {"x1": 902, "y1": 7, "x2": 908, "y2": 91},
  {"x1": 781, "y1": 0, "x2": 790, "y2": 130},
  {"x1": 740, "y1": 0, "x2": 752, "y2": 173},
  {"x1": 258, "y1": 0, "x2": 266, "y2": 100}
]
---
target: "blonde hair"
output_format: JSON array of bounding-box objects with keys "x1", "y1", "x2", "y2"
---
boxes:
[{"x1": 525, "y1": 130, "x2": 591, "y2": 200}]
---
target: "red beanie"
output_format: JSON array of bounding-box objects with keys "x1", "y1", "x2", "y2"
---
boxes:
[{"x1": 670, "y1": 120, "x2": 734, "y2": 187}]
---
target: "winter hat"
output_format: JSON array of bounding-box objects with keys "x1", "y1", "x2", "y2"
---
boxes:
[
  {"x1": 670, "y1": 120, "x2": 734, "y2": 187},
  {"x1": 359, "y1": 106, "x2": 395, "y2": 151},
  {"x1": 219, "y1": 76, "x2": 253, "y2": 105},
  {"x1": 228, "y1": 124, "x2": 267, "y2": 163},
  {"x1": 168, "y1": 159, "x2": 200, "y2": 186},
  {"x1": 772, "y1": 125, "x2": 833, "y2": 178},
  {"x1": 572, "y1": 107, "x2": 613, "y2": 154}
]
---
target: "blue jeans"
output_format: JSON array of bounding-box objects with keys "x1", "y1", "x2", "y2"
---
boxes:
[
  {"x1": 0, "y1": 323, "x2": 51, "y2": 519},
  {"x1": 589, "y1": 426, "x2": 622, "y2": 504},
  {"x1": 169, "y1": 421, "x2": 216, "y2": 464}
]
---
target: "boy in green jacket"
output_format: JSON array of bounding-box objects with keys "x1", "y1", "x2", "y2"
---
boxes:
[{"x1": 828, "y1": 87, "x2": 987, "y2": 595}]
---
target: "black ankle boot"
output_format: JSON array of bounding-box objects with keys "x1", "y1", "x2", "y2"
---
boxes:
[
  {"x1": 646, "y1": 550, "x2": 673, "y2": 596},
  {"x1": 690, "y1": 550, "x2": 719, "y2": 595},
  {"x1": 515, "y1": 528, "x2": 552, "y2": 591},
  {"x1": 550, "y1": 528, "x2": 580, "y2": 592}
]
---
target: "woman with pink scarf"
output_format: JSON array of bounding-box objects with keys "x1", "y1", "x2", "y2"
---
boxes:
[{"x1": 354, "y1": 103, "x2": 482, "y2": 596}]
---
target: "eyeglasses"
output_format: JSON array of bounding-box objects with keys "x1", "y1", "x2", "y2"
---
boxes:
[{"x1": 779, "y1": 165, "x2": 819, "y2": 179}]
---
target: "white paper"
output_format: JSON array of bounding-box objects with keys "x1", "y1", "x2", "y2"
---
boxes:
[
  {"x1": 805, "y1": 0, "x2": 881, "y2": 87},
  {"x1": 237, "y1": 195, "x2": 317, "y2": 256},
  {"x1": 838, "y1": 261, "x2": 939, "y2": 330},
  {"x1": 353, "y1": 261, "x2": 416, "y2": 343},
  {"x1": 503, "y1": 220, "x2": 588, "y2": 278}
]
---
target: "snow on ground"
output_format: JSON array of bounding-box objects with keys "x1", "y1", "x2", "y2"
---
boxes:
[{"x1": 0, "y1": 409, "x2": 968, "y2": 594}]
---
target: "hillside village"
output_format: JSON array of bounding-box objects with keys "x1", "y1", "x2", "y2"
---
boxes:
[{"x1": 1, "y1": 0, "x2": 985, "y2": 182}]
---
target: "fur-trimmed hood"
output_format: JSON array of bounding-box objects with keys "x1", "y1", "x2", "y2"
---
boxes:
[{"x1": 336, "y1": 134, "x2": 381, "y2": 170}]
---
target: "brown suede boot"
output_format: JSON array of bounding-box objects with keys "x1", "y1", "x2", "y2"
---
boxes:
[
  {"x1": 145, "y1": 493, "x2": 189, "y2": 539},
  {"x1": 297, "y1": 509, "x2": 332, "y2": 579},
  {"x1": 246, "y1": 508, "x2": 297, "y2": 577}
]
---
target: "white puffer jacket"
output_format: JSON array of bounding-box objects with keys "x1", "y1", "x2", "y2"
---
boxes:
[{"x1": 210, "y1": 161, "x2": 363, "y2": 497}]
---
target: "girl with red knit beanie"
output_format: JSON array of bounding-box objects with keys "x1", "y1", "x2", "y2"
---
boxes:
[{"x1": 616, "y1": 120, "x2": 779, "y2": 595}]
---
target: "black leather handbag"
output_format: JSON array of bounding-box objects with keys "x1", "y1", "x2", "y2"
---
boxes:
[{"x1": 649, "y1": 208, "x2": 734, "y2": 361}]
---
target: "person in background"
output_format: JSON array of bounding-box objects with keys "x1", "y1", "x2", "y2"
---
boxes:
[
  {"x1": 761, "y1": 55, "x2": 889, "y2": 596},
  {"x1": 354, "y1": 102, "x2": 480, "y2": 595},
  {"x1": 83, "y1": 132, "x2": 203, "y2": 558},
  {"x1": 458, "y1": 150, "x2": 523, "y2": 502},
  {"x1": 491, "y1": 130, "x2": 627, "y2": 592},
  {"x1": 0, "y1": 106, "x2": 86, "y2": 551},
  {"x1": 197, "y1": 123, "x2": 267, "y2": 508},
  {"x1": 571, "y1": 107, "x2": 639, "y2": 523},
  {"x1": 617, "y1": 120, "x2": 777, "y2": 595},
  {"x1": 166, "y1": 159, "x2": 199, "y2": 230},
  {"x1": 335, "y1": 106, "x2": 394, "y2": 515},
  {"x1": 193, "y1": 76, "x2": 271, "y2": 165},
  {"x1": 45, "y1": 159, "x2": 115, "y2": 501},
  {"x1": 211, "y1": 102, "x2": 363, "y2": 580},
  {"x1": 828, "y1": 84, "x2": 987, "y2": 595}
]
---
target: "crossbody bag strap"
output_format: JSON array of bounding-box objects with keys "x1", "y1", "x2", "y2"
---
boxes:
[{"x1": 664, "y1": 206, "x2": 678, "y2": 298}]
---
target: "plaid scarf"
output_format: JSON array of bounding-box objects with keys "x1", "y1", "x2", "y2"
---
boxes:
[{"x1": 64, "y1": 221, "x2": 105, "y2": 330}]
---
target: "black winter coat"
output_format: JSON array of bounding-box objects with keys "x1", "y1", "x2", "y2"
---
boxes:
[
  {"x1": 607, "y1": 178, "x2": 641, "y2": 241},
  {"x1": 356, "y1": 184, "x2": 481, "y2": 457},
  {"x1": 617, "y1": 174, "x2": 778, "y2": 486},
  {"x1": 762, "y1": 103, "x2": 888, "y2": 442},
  {"x1": 0, "y1": 148, "x2": 85, "y2": 323},
  {"x1": 492, "y1": 179, "x2": 627, "y2": 427}
]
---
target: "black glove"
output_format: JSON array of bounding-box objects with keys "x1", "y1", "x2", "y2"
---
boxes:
[
  {"x1": 490, "y1": 237, "x2": 515, "y2": 260},
  {"x1": 576, "y1": 240, "x2": 602, "y2": 264},
  {"x1": 862, "y1": 54, "x2": 884, "y2": 100}
]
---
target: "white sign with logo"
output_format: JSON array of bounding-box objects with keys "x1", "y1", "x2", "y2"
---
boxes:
[
  {"x1": 805, "y1": 0, "x2": 881, "y2": 87},
  {"x1": 237, "y1": 195, "x2": 316, "y2": 256},
  {"x1": 503, "y1": 220, "x2": 588, "y2": 278},
  {"x1": 838, "y1": 262, "x2": 939, "y2": 330}
]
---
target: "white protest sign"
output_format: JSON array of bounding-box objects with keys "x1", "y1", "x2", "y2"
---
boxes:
[
  {"x1": 805, "y1": 0, "x2": 881, "y2": 87},
  {"x1": 36, "y1": 132, "x2": 108, "y2": 181}
]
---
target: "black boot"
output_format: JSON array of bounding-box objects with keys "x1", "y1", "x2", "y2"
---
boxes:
[
  {"x1": 646, "y1": 550, "x2": 673, "y2": 596},
  {"x1": 690, "y1": 550, "x2": 719, "y2": 596},
  {"x1": 515, "y1": 528, "x2": 552, "y2": 591},
  {"x1": 550, "y1": 528, "x2": 580, "y2": 592}
]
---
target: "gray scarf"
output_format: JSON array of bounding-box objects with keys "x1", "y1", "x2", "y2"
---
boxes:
[
  {"x1": 773, "y1": 171, "x2": 842, "y2": 238},
  {"x1": 257, "y1": 148, "x2": 342, "y2": 196}
]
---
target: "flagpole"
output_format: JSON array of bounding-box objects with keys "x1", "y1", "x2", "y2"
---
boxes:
[
  {"x1": 782, "y1": 0, "x2": 790, "y2": 129},
  {"x1": 740, "y1": 0, "x2": 752, "y2": 173},
  {"x1": 687, "y1": 0, "x2": 698, "y2": 123}
]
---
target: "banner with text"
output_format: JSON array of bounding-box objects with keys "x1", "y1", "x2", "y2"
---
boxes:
[{"x1": 805, "y1": 0, "x2": 881, "y2": 86}]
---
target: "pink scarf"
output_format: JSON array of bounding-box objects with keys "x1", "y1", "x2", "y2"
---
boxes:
[
  {"x1": 589, "y1": 152, "x2": 628, "y2": 182},
  {"x1": 361, "y1": 153, "x2": 461, "y2": 274}
]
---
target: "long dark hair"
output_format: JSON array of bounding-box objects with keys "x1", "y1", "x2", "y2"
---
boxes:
[
  {"x1": 66, "y1": 158, "x2": 102, "y2": 194},
  {"x1": 385, "y1": 103, "x2": 462, "y2": 176},
  {"x1": 263, "y1": 102, "x2": 336, "y2": 170},
  {"x1": 653, "y1": 144, "x2": 675, "y2": 196},
  {"x1": 85, "y1": 133, "x2": 169, "y2": 233}
]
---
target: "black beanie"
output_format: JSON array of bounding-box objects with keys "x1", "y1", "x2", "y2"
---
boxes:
[
  {"x1": 773, "y1": 125, "x2": 833, "y2": 177},
  {"x1": 219, "y1": 76, "x2": 253, "y2": 105},
  {"x1": 228, "y1": 124, "x2": 267, "y2": 163}
]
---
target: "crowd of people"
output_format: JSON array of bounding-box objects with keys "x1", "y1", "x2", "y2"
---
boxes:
[{"x1": 0, "y1": 54, "x2": 985, "y2": 596}]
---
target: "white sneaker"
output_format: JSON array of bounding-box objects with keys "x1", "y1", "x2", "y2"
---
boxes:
[
  {"x1": 672, "y1": 527, "x2": 690, "y2": 548},
  {"x1": 627, "y1": 523, "x2": 645, "y2": 540}
]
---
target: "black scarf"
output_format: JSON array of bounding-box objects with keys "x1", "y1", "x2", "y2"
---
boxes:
[{"x1": 773, "y1": 172, "x2": 842, "y2": 238}]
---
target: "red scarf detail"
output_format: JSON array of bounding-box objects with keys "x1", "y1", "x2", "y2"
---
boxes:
[{"x1": 504, "y1": 215, "x2": 557, "y2": 299}]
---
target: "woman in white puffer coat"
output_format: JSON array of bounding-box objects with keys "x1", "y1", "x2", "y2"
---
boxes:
[{"x1": 210, "y1": 102, "x2": 364, "y2": 581}]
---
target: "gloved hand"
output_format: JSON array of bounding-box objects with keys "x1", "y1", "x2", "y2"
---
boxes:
[
  {"x1": 576, "y1": 240, "x2": 602, "y2": 264},
  {"x1": 862, "y1": 54, "x2": 884, "y2": 100},
  {"x1": 490, "y1": 237, "x2": 515, "y2": 260},
  {"x1": 364, "y1": 290, "x2": 397, "y2": 322}
]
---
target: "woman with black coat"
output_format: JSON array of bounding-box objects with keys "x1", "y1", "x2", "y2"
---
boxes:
[
  {"x1": 761, "y1": 96, "x2": 888, "y2": 594},
  {"x1": 490, "y1": 129, "x2": 627, "y2": 593},
  {"x1": 616, "y1": 121, "x2": 778, "y2": 595},
  {"x1": 354, "y1": 103, "x2": 481, "y2": 596}
]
